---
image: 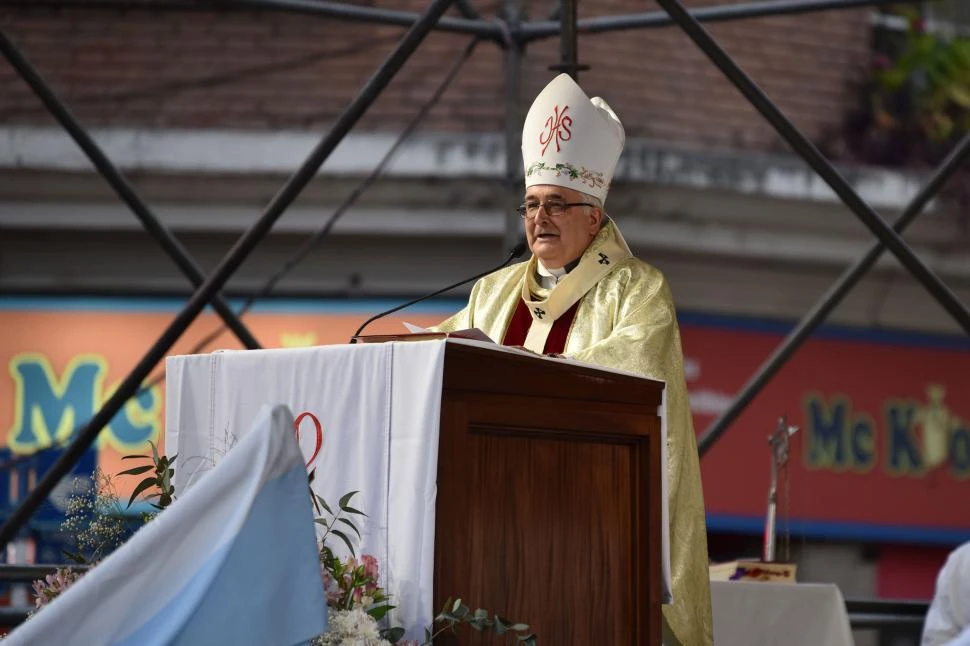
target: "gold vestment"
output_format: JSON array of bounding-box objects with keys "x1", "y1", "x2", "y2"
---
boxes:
[{"x1": 435, "y1": 220, "x2": 713, "y2": 646}]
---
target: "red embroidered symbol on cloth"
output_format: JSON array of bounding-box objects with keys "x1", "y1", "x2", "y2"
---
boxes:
[
  {"x1": 539, "y1": 105, "x2": 572, "y2": 156},
  {"x1": 294, "y1": 411, "x2": 324, "y2": 469}
]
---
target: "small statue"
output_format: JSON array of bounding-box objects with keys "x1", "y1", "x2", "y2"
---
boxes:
[{"x1": 915, "y1": 384, "x2": 955, "y2": 471}]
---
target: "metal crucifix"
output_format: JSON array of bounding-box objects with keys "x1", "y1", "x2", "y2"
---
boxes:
[{"x1": 764, "y1": 416, "x2": 799, "y2": 563}]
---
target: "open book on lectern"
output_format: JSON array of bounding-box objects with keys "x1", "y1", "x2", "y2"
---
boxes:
[{"x1": 402, "y1": 321, "x2": 492, "y2": 342}]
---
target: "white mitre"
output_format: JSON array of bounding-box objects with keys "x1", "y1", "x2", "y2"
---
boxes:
[{"x1": 521, "y1": 73, "x2": 625, "y2": 204}]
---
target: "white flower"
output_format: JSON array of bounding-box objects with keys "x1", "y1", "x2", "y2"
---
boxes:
[{"x1": 312, "y1": 608, "x2": 392, "y2": 646}]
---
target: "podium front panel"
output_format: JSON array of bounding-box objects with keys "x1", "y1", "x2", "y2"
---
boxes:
[{"x1": 435, "y1": 390, "x2": 661, "y2": 646}]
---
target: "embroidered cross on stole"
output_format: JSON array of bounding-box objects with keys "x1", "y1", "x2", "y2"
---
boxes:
[{"x1": 503, "y1": 222, "x2": 631, "y2": 354}]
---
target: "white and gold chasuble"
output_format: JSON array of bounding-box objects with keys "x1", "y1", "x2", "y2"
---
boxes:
[{"x1": 435, "y1": 220, "x2": 714, "y2": 646}]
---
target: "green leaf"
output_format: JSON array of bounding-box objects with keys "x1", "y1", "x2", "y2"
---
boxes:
[
  {"x1": 330, "y1": 529, "x2": 355, "y2": 556},
  {"x1": 440, "y1": 597, "x2": 454, "y2": 614},
  {"x1": 341, "y1": 506, "x2": 367, "y2": 517},
  {"x1": 127, "y1": 476, "x2": 159, "y2": 508},
  {"x1": 338, "y1": 491, "x2": 359, "y2": 509},
  {"x1": 367, "y1": 603, "x2": 395, "y2": 620},
  {"x1": 117, "y1": 465, "x2": 153, "y2": 477},
  {"x1": 314, "y1": 495, "x2": 333, "y2": 516},
  {"x1": 121, "y1": 454, "x2": 151, "y2": 461},
  {"x1": 382, "y1": 626, "x2": 405, "y2": 642},
  {"x1": 313, "y1": 518, "x2": 329, "y2": 526},
  {"x1": 948, "y1": 85, "x2": 970, "y2": 108},
  {"x1": 474, "y1": 608, "x2": 488, "y2": 620},
  {"x1": 62, "y1": 549, "x2": 87, "y2": 564},
  {"x1": 511, "y1": 623, "x2": 529, "y2": 631},
  {"x1": 452, "y1": 598, "x2": 462, "y2": 613},
  {"x1": 878, "y1": 68, "x2": 909, "y2": 90},
  {"x1": 149, "y1": 441, "x2": 160, "y2": 464},
  {"x1": 337, "y1": 517, "x2": 361, "y2": 539}
]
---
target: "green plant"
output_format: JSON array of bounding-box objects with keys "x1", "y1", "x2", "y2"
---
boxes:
[
  {"x1": 422, "y1": 598, "x2": 536, "y2": 646},
  {"x1": 871, "y1": 11, "x2": 970, "y2": 142},
  {"x1": 837, "y1": 8, "x2": 970, "y2": 222},
  {"x1": 119, "y1": 440, "x2": 176, "y2": 511}
]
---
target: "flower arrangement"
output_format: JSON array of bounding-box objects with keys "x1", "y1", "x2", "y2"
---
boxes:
[
  {"x1": 311, "y1": 490, "x2": 536, "y2": 645},
  {"x1": 311, "y1": 490, "x2": 403, "y2": 645}
]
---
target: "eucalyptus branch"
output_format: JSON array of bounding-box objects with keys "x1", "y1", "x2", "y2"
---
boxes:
[
  {"x1": 313, "y1": 490, "x2": 367, "y2": 558},
  {"x1": 118, "y1": 441, "x2": 176, "y2": 511},
  {"x1": 423, "y1": 598, "x2": 537, "y2": 646}
]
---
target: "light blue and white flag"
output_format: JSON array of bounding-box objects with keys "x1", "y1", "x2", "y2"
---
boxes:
[{"x1": 6, "y1": 404, "x2": 327, "y2": 646}]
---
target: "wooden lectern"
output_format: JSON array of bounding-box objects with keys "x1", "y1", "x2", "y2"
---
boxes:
[{"x1": 368, "y1": 339, "x2": 664, "y2": 645}]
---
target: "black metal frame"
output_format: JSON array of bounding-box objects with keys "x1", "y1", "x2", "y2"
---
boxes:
[
  {"x1": 0, "y1": 0, "x2": 966, "y2": 547},
  {"x1": 0, "y1": 31, "x2": 263, "y2": 352},
  {"x1": 0, "y1": 0, "x2": 456, "y2": 544}
]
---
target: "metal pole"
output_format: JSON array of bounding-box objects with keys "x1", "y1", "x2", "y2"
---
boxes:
[
  {"x1": 698, "y1": 134, "x2": 970, "y2": 457},
  {"x1": 521, "y1": 0, "x2": 897, "y2": 40},
  {"x1": 548, "y1": 0, "x2": 589, "y2": 79},
  {"x1": 0, "y1": 29, "x2": 262, "y2": 351},
  {"x1": 454, "y1": 0, "x2": 481, "y2": 19},
  {"x1": 230, "y1": 0, "x2": 501, "y2": 40},
  {"x1": 0, "y1": 0, "x2": 456, "y2": 547},
  {"x1": 502, "y1": 0, "x2": 525, "y2": 253},
  {"x1": 654, "y1": 0, "x2": 970, "y2": 334}
]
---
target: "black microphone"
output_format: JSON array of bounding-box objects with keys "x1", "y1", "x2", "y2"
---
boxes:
[{"x1": 350, "y1": 242, "x2": 528, "y2": 342}]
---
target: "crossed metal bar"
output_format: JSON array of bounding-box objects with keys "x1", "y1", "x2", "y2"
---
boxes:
[
  {"x1": 0, "y1": 0, "x2": 457, "y2": 546},
  {"x1": 699, "y1": 134, "x2": 970, "y2": 455},
  {"x1": 0, "y1": 0, "x2": 967, "y2": 546},
  {"x1": 227, "y1": 0, "x2": 902, "y2": 43},
  {"x1": 0, "y1": 32, "x2": 262, "y2": 351}
]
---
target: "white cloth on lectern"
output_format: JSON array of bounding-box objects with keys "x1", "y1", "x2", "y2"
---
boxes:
[{"x1": 165, "y1": 341, "x2": 446, "y2": 641}]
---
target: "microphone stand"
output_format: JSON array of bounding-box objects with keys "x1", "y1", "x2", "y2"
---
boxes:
[{"x1": 350, "y1": 243, "x2": 527, "y2": 343}]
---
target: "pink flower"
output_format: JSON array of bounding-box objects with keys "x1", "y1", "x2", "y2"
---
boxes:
[
  {"x1": 31, "y1": 567, "x2": 82, "y2": 609},
  {"x1": 320, "y1": 563, "x2": 342, "y2": 604},
  {"x1": 362, "y1": 554, "x2": 380, "y2": 591}
]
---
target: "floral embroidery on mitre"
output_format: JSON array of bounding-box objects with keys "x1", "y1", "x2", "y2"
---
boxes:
[{"x1": 525, "y1": 161, "x2": 606, "y2": 189}]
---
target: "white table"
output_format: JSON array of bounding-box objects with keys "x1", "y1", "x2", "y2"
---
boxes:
[{"x1": 711, "y1": 581, "x2": 854, "y2": 646}]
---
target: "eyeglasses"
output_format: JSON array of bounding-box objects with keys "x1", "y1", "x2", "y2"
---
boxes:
[{"x1": 516, "y1": 200, "x2": 596, "y2": 220}]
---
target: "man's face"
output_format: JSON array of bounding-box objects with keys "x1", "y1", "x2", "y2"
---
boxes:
[{"x1": 523, "y1": 184, "x2": 603, "y2": 269}]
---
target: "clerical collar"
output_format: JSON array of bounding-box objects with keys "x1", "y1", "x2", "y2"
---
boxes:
[{"x1": 536, "y1": 258, "x2": 581, "y2": 289}]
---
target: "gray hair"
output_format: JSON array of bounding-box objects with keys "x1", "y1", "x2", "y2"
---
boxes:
[
  {"x1": 582, "y1": 194, "x2": 604, "y2": 210},
  {"x1": 580, "y1": 193, "x2": 607, "y2": 228}
]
